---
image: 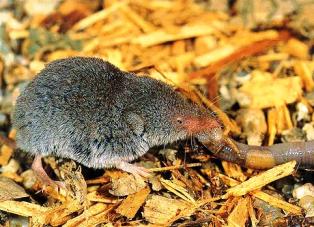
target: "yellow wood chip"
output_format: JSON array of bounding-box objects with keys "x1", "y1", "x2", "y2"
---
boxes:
[
  {"x1": 87, "y1": 191, "x2": 120, "y2": 204},
  {"x1": 63, "y1": 203, "x2": 109, "y2": 227},
  {"x1": 0, "y1": 201, "x2": 49, "y2": 223},
  {"x1": 267, "y1": 105, "x2": 293, "y2": 144},
  {"x1": 257, "y1": 53, "x2": 289, "y2": 62},
  {"x1": 194, "y1": 35, "x2": 217, "y2": 55},
  {"x1": 227, "y1": 197, "x2": 249, "y2": 227},
  {"x1": 72, "y1": 1, "x2": 126, "y2": 31},
  {"x1": 230, "y1": 30, "x2": 279, "y2": 46},
  {"x1": 276, "y1": 105, "x2": 293, "y2": 133},
  {"x1": 267, "y1": 108, "x2": 277, "y2": 145},
  {"x1": 143, "y1": 195, "x2": 190, "y2": 224},
  {"x1": 132, "y1": 23, "x2": 221, "y2": 47},
  {"x1": 221, "y1": 161, "x2": 247, "y2": 182},
  {"x1": 161, "y1": 178, "x2": 195, "y2": 204},
  {"x1": 0, "y1": 172, "x2": 23, "y2": 183},
  {"x1": 121, "y1": 5, "x2": 155, "y2": 32},
  {"x1": 9, "y1": 30, "x2": 29, "y2": 40},
  {"x1": 194, "y1": 44, "x2": 237, "y2": 67},
  {"x1": 248, "y1": 197, "x2": 258, "y2": 227},
  {"x1": 219, "y1": 173, "x2": 302, "y2": 214},
  {"x1": 116, "y1": 187, "x2": 150, "y2": 219},
  {"x1": 239, "y1": 70, "x2": 302, "y2": 108},
  {"x1": 75, "y1": 205, "x2": 115, "y2": 227},
  {"x1": 0, "y1": 146, "x2": 13, "y2": 166},
  {"x1": 225, "y1": 161, "x2": 296, "y2": 197},
  {"x1": 251, "y1": 190, "x2": 302, "y2": 215},
  {"x1": 285, "y1": 38, "x2": 309, "y2": 60},
  {"x1": 294, "y1": 60, "x2": 314, "y2": 92}
]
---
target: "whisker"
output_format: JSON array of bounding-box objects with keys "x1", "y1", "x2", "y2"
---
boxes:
[
  {"x1": 183, "y1": 147, "x2": 187, "y2": 166},
  {"x1": 211, "y1": 95, "x2": 223, "y2": 105},
  {"x1": 192, "y1": 135, "x2": 196, "y2": 149}
]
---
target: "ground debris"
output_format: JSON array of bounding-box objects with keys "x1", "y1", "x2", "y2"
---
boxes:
[
  {"x1": 109, "y1": 172, "x2": 147, "y2": 196},
  {"x1": 116, "y1": 187, "x2": 150, "y2": 219},
  {"x1": 0, "y1": 176, "x2": 28, "y2": 201},
  {"x1": 143, "y1": 195, "x2": 191, "y2": 224},
  {"x1": 0, "y1": 0, "x2": 312, "y2": 226}
]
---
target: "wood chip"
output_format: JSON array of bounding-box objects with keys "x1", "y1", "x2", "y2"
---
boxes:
[
  {"x1": 267, "y1": 108, "x2": 277, "y2": 145},
  {"x1": 0, "y1": 146, "x2": 13, "y2": 166},
  {"x1": 87, "y1": 191, "x2": 120, "y2": 204},
  {"x1": 238, "y1": 71, "x2": 302, "y2": 108},
  {"x1": 267, "y1": 105, "x2": 293, "y2": 144},
  {"x1": 143, "y1": 195, "x2": 190, "y2": 224},
  {"x1": 227, "y1": 197, "x2": 249, "y2": 227},
  {"x1": 121, "y1": 5, "x2": 155, "y2": 32},
  {"x1": 132, "y1": 23, "x2": 220, "y2": 47},
  {"x1": 109, "y1": 173, "x2": 147, "y2": 196},
  {"x1": 194, "y1": 44, "x2": 237, "y2": 67},
  {"x1": 0, "y1": 1, "x2": 311, "y2": 225},
  {"x1": 251, "y1": 190, "x2": 302, "y2": 215},
  {"x1": 116, "y1": 187, "x2": 150, "y2": 219},
  {"x1": 189, "y1": 30, "x2": 290, "y2": 79},
  {"x1": 0, "y1": 201, "x2": 49, "y2": 223},
  {"x1": 0, "y1": 176, "x2": 28, "y2": 202},
  {"x1": 221, "y1": 161, "x2": 247, "y2": 182},
  {"x1": 248, "y1": 197, "x2": 258, "y2": 227},
  {"x1": 63, "y1": 203, "x2": 110, "y2": 227},
  {"x1": 219, "y1": 173, "x2": 302, "y2": 214},
  {"x1": 285, "y1": 38, "x2": 309, "y2": 60},
  {"x1": 294, "y1": 60, "x2": 314, "y2": 92},
  {"x1": 72, "y1": 2, "x2": 126, "y2": 31},
  {"x1": 225, "y1": 161, "x2": 297, "y2": 198},
  {"x1": 161, "y1": 178, "x2": 196, "y2": 204}
]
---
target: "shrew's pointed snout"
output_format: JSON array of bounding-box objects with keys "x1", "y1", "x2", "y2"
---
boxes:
[{"x1": 183, "y1": 116, "x2": 222, "y2": 137}]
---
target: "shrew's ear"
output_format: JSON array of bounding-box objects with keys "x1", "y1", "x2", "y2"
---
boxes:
[{"x1": 123, "y1": 111, "x2": 145, "y2": 136}]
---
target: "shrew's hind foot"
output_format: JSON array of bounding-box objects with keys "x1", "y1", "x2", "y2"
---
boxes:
[
  {"x1": 31, "y1": 155, "x2": 65, "y2": 191},
  {"x1": 116, "y1": 161, "x2": 151, "y2": 178}
]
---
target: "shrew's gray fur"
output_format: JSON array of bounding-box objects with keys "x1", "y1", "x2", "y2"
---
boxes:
[{"x1": 12, "y1": 57, "x2": 211, "y2": 169}]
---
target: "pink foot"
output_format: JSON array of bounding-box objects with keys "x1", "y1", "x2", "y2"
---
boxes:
[
  {"x1": 116, "y1": 161, "x2": 151, "y2": 178},
  {"x1": 31, "y1": 155, "x2": 65, "y2": 191}
]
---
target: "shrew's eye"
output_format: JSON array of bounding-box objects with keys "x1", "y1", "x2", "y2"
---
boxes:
[{"x1": 176, "y1": 118, "x2": 183, "y2": 124}]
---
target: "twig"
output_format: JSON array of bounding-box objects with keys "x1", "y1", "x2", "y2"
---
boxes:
[{"x1": 149, "y1": 163, "x2": 202, "y2": 172}]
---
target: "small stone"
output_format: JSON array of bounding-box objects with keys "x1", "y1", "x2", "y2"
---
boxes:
[
  {"x1": 293, "y1": 183, "x2": 314, "y2": 200},
  {"x1": 299, "y1": 195, "x2": 314, "y2": 218},
  {"x1": 236, "y1": 108, "x2": 267, "y2": 145},
  {"x1": 299, "y1": 195, "x2": 314, "y2": 210},
  {"x1": 303, "y1": 123, "x2": 314, "y2": 141},
  {"x1": 295, "y1": 102, "x2": 310, "y2": 122}
]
